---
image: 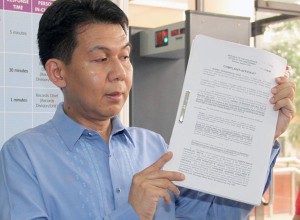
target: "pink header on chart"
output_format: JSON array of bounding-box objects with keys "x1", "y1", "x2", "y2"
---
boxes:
[
  {"x1": 0, "y1": 1, "x2": 3, "y2": 10},
  {"x1": 4, "y1": 0, "x2": 31, "y2": 12},
  {"x1": 32, "y1": 0, "x2": 54, "y2": 14}
]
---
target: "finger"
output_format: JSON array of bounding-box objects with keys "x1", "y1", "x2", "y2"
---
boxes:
[
  {"x1": 146, "y1": 178, "x2": 181, "y2": 196},
  {"x1": 275, "y1": 74, "x2": 290, "y2": 84},
  {"x1": 270, "y1": 87, "x2": 295, "y2": 105},
  {"x1": 275, "y1": 75, "x2": 288, "y2": 83},
  {"x1": 270, "y1": 81, "x2": 295, "y2": 104},
  {"x1": 145, "y1": 169, "x2": 185, "y2": 180},
  {"x1": 150, "y1": 184, "x2": 178, "y2": 204},
  {"x1": 140, "y1": 152, "x2": 174, "y2": 174},
  {"x1": 273, "y1": 98, "x2": 296, "y2": 116},
  {"x1": 161, "y1": 189, "x2": 172, "y2": 204},
  {"x1": 272, "y1": 78, "x2": 296, "y2": 94},
  {"x1": 272, "y1": 80, "x2": 296, "y2": 94},
  {"x1": 150, "y1": 186, "x2": 173, "y2": 204}
]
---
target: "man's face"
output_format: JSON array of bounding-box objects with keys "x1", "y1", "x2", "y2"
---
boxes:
[{"x1": 61, "y1": 23, "x2": 133, "y2": 125}]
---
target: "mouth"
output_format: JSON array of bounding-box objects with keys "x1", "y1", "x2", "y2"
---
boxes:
[{"x1": 106, "y1": 91, "x2": 123, "y2": 101}]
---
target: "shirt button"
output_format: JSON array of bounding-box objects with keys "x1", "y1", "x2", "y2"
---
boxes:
[
  {"x1": 88, "y1": 132, "x2": 93, "y2": 137},
  {"x1": 116, "y1": 188, "x2": 121, "y2": 193}
]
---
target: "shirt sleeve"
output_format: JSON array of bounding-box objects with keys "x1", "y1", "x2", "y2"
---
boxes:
[
  {"x1": 0, "y1": 139, "x2": 49, "y2": 220},
  {"x1": 175, "y1": 140, "x2": 280, "y2": 220},
  {"x1": 263, "y1": 140, "x2": 280, "y2": 193}
]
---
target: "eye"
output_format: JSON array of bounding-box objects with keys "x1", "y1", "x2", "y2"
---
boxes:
[
  {"x1": 94, "y1": 57, "x2": 108, "y2": 62},
  {"x1": 121, "y1": 56, "x2": 130, "y2": 61}
]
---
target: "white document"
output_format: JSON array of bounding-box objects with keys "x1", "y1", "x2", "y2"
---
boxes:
[{"x1": 163, "y1": 34, "x2": 287, "y2": 205}]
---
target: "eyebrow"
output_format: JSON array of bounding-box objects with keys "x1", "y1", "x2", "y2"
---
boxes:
[{"x1": 89, "y1": 42, "x2": 132, "y2": 53}]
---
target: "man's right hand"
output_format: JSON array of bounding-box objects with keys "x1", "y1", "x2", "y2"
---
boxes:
[{"x1": 128, "y1": 151, "x2": 185, "y2": 220}]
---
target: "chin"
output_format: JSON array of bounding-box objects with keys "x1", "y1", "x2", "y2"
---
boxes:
[{"x1": 107, "y1": 107, "x2": 122, "y2": 117}]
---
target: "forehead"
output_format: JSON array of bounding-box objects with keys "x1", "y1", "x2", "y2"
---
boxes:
[{"x1": 75, "y1": 23, "x2": 129, "y2": 47}]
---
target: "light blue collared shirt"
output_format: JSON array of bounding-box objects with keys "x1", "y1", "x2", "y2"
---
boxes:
[{"x1": 0, "y1": 103, "x2": 279, "y2": 220}]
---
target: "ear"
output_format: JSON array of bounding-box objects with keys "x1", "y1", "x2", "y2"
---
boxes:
[{"x1": 45, "y1": 59, "x2": 67, "y2": 88}]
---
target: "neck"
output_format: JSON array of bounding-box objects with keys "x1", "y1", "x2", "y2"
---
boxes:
[
  {"x1": 97, "y1": 122, "x2": 112, "y2": 143},
  {"x1": 62, "y1": 103, "x2": 113, "y2": 142}
]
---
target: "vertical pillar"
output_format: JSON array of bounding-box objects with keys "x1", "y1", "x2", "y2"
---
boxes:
[{"x1": 196, "y1": 0, "x2": 205, "y2": 12}]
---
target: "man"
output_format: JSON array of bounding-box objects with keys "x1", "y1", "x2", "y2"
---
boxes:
[{"x1": 0, "y1": 0, "x2": 296, "y2": 219}]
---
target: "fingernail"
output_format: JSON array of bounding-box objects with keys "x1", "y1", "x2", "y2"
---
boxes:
[
  {"x1": 271, "y1": 87, "x2": 277, "y2": 93},
  {"x1": 269, "y1": 97, "x2": 275, "y2": 103}
]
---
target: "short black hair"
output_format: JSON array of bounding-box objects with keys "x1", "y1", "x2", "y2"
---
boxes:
[{"x1": 38, "y1": 0, "x2": 129, "y2": 67}]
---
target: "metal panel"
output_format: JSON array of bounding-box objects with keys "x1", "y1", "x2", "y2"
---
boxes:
[{"x1": 185, "y1": 11, "x2": 251, "y2": 66}]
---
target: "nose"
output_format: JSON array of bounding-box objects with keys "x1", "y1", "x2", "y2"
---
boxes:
[{"x1": 108, "y1": 59, "x2": 127, "y2": 81}]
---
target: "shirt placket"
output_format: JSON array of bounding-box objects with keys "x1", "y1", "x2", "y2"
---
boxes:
[{"x1": 109, "y1": 132, "x2": 135, "y2": 209}]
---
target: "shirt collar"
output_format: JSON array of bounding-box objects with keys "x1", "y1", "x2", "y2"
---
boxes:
[
  {"x1": 111, "y1": 116, "x2": 126, "y2": 135},
  {"x1": 52, "y1": 103, "x2": 85, "y2": 151},
  {"x1": 111, "y1": 117, "x2": 135, "y2": 148},
  {"x1": 52, "y1": 102, "x2": 134, "y2": 151}
]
